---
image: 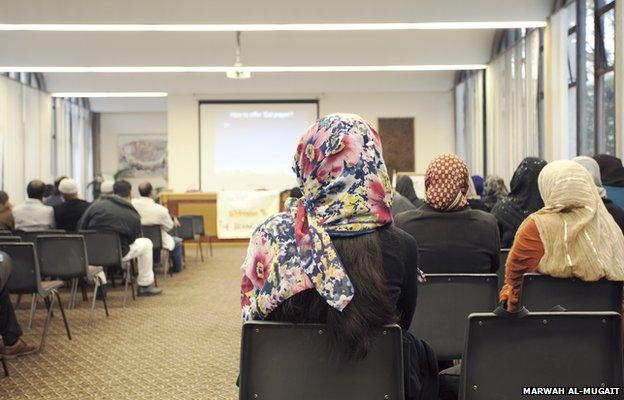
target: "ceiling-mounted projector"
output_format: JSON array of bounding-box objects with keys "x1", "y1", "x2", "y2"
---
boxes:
[{"x1": 226, "y1": 62, "x2": 251, "y2": 79}]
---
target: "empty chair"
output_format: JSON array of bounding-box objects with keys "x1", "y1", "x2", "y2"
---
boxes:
[
  {"x1": 410, "y1": 274, "x2": 498, "y2": 360},
  {"x1": 81, "y1": 230, "x2": 135, "y2": 307},
  {"x1": 460, "y1": 311, "x2": 623, "y2": 399},
  {"x1": 497, "y1": 249, "x2": 510, "y2": 291},
  {"x1": 519, "y1": 273, "x2": 623, "y2": 312},
  {"x1": 36, "y1": 235, "x2": 108, "y2": 326},
  {"x1": 178, "y1": 215, "x2": 206, "y2": 261},
  {"x1": 239, "y1": 322, "x2": 404, "y2": 400},
  {"x1": 142, "y1": 224, "x2": 170, "y2": 280},
  {"x1": 191, "y1": 215, "x2": 212, "y2": 258},
  {"x1": 0, "y1": 242, "x2": 71, "y2": 352}
]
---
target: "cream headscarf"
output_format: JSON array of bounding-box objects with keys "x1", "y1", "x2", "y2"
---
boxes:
[
  {"x1": 532, "y1": 160, "x2": 624, "y2": 281},
  {"x1": 572, "y1": 156, "x2": 607, "y2": 198}
]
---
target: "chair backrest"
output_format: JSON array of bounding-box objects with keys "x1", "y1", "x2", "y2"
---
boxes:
[
  {"x1": 460, "y1": 312, "x2": 623, "y2": 399},
  {"x1": 239, "y1": 322, "x2": 404, "y2": 400},
  {"x1": 18, "y1": 230, "x2": 66, "y2": 245},
  {"x1": 79, "y1": 230, "x2": 123, "y2": 267},
  {"x1": 36, "y1": 235, "x2": 88, "y2": 279},
  {"x1": 520, "y1": 273, "x2": 623, "y2": 312},
  {"x1": 177, "y1": 216, "x2": 195, "y2": 240},
  {"x1": 498, "y1": 249, "x2": 510, "y2": 290},
  {"x1": 0, "y1": 230, "x2": 14, "y2": 236},
  {"x1": 191, "y1": 215, "x2": 205, "y2": 236},
  {"x1": 0, "y1": 236, "x2": 21, "y2": 242},
  {"x1": 0, "y1": 242, "x2": 41, "y2": 294},
  {"x1": 410, "y1": 274, "x2": 498, "y2": 360},
  {"x1": 142, "y1": 225, "x2": 163, "y2": 250}
]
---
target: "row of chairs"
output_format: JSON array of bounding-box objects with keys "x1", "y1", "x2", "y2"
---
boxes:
[
  {"x1": 411, "y1": 273, "x2": 622, "y2": 360},
  {"x1": 240, "y1": 312, "x2": 623, "y2": 400}
]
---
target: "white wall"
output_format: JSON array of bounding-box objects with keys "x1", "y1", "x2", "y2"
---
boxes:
[
  {"x1": 99, "y1": 112, "x2": 168, "y2": 196},
  {"x1": 165, "y1": 92, "x2": 454, "y2": 192}
]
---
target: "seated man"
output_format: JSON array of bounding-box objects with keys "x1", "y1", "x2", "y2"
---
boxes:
[
  {"x1": 78, "y1": 180, "x2": 162, "y2": 296},
  {"x1": 12, "y1": 180, "x2": 55, "y2": 231},
  {"x1": 0, "y1": 252, "x2": 36, "y2": 358},
  {"x1": 53, "y1": 178, "x2": 90, "y2": 232},
  {"x1": 132, "y1": 182, "x2": 184, "y2": 273}
]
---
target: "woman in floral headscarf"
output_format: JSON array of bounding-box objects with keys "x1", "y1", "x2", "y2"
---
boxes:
[
  {"x1": 396, "y1": 154, "x2": 500, "y2": 274},
  {"x1": 241, "y1": 114, "x2": 434, "y2": 397}
]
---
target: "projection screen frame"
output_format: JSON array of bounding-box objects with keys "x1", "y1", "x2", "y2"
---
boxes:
[{"x1": 197, "y1": 99, "x2": 320, "y2": 191}]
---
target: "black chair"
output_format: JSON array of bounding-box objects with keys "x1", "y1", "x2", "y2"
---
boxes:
[
  {"x1": 37, "y1": 235, "x2": 108, "y2": 326},
  {"x1": 191, "y1": 215, "x2": 212, "y2": 258},
  {"x1": 17, "y1": 230, "x2": 66, "y2": 246},
  {"x1": 0, "y1": 242, "x2": 71, "y2": 352},
  {"x1": 460, "y1": 311, "x2": 623, "y2": 399},
  {"x1": 0, "y1": 236, "x2": 20, "y2": 242},
  {"x1": 178, "y1": 215, "x2": 206, "y2": 262},
  {"x1": 0, "y1": 230, "x2": 14, "y2": 236},
  {"x1": 240, "y1": 322, "x2": 404, "y2": 400},
  {"x1": 142, "y1": 225, "x2": 171, "y2": 281},
  {"x1": 519, "y1": 273, "x2": 623, "y2": 312},
  {"x1": 410, "y1": 274, "x2": 498, "y2": 360},
  {"x1": 81, "y1": 230, "x2": 135, "y2": 307},
  {"x1": 0, "y1": 251, "x2": 11, "y2": 376},
  {"x1": 498, "y1": 249, "x2": 510, "y2": 291}
]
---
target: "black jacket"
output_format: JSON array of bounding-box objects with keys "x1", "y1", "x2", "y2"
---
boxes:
[
  {"x1": 396, "y1": 204, "x2": 500, "y2": 274},
  {"x1": 54, "y1": 199, "x2": 90, "y2": 232},
  {"x1": 78, "y1": 195, "x2": 142, "y2": 256},
  {"x1": 604, "y1": 198, "x2": 624, "y2": 232}
]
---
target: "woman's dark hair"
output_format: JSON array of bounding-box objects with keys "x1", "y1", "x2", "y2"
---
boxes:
[
  {"x1": 267, "y1": 229, "x2": 395, "y2": 360},
  {"x1": 0, "y1": 191, "x2": 8, "y2": 206}
]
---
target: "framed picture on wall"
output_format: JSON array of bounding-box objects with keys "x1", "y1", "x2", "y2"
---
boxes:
[{"x1": 117, "y1": 134, "x2": 168, "y2": 178}]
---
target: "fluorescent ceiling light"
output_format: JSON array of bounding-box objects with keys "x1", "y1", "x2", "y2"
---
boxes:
[
  {"x1": 1, "y1": 65, "x2": 486, "y2": 73},
  {"x1": 51, "y1": 92, "x2": 168, "y2": 97},
  {"x1": 0, "y1": 21, "x2": 547, "y2": 32}
]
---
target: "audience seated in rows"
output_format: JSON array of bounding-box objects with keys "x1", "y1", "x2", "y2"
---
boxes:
[
  {"x1": 491, "y1": 157, "x2": 547, "y2": 248},
  {"x1": 53, "y1": 178, "x2": 91, "y2": 232},
  {"x1": 133, "y1": 182, "x2": 184, "y2": 273},
  {"x1": 79, "y1": 180, "x2": 162, "y2": 297},
  {"x1": 43, "y1": 176, "x2": 67, "y2": 207},
  {"x1": 240, "y1": 114, "x2": 437, "y2": 399},
  {"x1": 500, "y1": 160, "x2": 624, "y2": 311},
  {"x1": 13, "y1": 180, "x2": 55, "y2": 231},
  {"x1": 0, "y1": 191, "x2": 14, "y2": 231},
  {"x1": 573, "y1": 156, "x2": 624, "y2": 231},
  {"x1": 594, "y1": 154, "x2": 624, "y2": 209},
  {"x1": 395, "y1": 154, "x2": 500, "y2": 274},
  {"x1": 481, "y1": 175, "x2": 508, "y2": 211},
  {"x1": 0, "y1": 253, "x2": 36, "y2": 357}
]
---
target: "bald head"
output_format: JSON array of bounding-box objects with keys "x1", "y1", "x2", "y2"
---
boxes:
[
  {"x1": 27, "y1": 180, "x2": 47, "y2": 201},
  {"x1": 138, "y1": 182, "x2": 153, "y2": 198}
]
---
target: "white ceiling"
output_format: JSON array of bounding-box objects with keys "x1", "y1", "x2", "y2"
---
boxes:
[{"x1": 0, "y1": 0, "x2": 556, "y2": 110}]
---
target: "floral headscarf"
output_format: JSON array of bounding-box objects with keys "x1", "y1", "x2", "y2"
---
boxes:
[
  {"x1": 241, "y1": 113, "x2": 394, "y2": 321},
  {"x1": 424, "y1": 154, "x2": 470, "y2": 211}
]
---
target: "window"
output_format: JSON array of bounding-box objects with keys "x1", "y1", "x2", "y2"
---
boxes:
[{"x1": 573, "y1": 0, "x2": 617, "y2": 155}]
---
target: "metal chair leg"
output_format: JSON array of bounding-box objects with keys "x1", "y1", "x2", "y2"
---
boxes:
[
  {"x1": 54, "y1": 290, "x2": 72, "y2": 340},
  {"x1": 87, "y1": 279, "x2": 99, "y2": 327},
  {"x1": 15, "y1": 294, "x2": 22, "y2": 309},
  {"x1": 123, "y1": 269, "x2": 130, "y2": 308},
  {"x1": 27, "y1": 294, "x2": 37, "y2": 330},
  {"x1": 1, "y1": 356, "x2": 8, "y2": 377},
  {"x1": 69, "y1": 278, "x2": 78, "y2": 309},
  {"x1": 38, "y1": 294, "x2": 56, "y2": 354},
  {"x1": 100, "y1": 278, "x2": 109, "y2": 317},
  {"x1": 197, "y1": 237, "x2": 204, "y2": 262},
  {"x1": 208, "y1": 235, "x2": 213, "y2": 257}
]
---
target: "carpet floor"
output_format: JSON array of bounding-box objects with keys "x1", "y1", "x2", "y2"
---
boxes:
[{"x1": 1, "y1": 245, "x2": 247, "y2": 400}]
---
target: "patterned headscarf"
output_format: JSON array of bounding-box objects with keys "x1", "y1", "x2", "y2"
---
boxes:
[
  {"x1": 482, "y1": 175, "x2": 508, "y2": 210},
  {"x1": 424, "y1": 154, "x2": 469, "y2": 211},
  {"x1": 241, "y1": 114, "x2": 394, "y2": 321}
]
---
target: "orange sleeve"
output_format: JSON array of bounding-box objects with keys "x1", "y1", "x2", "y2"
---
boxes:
[{"x1": 499, "y1": 218, "x2": 544, "y2": 311}]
